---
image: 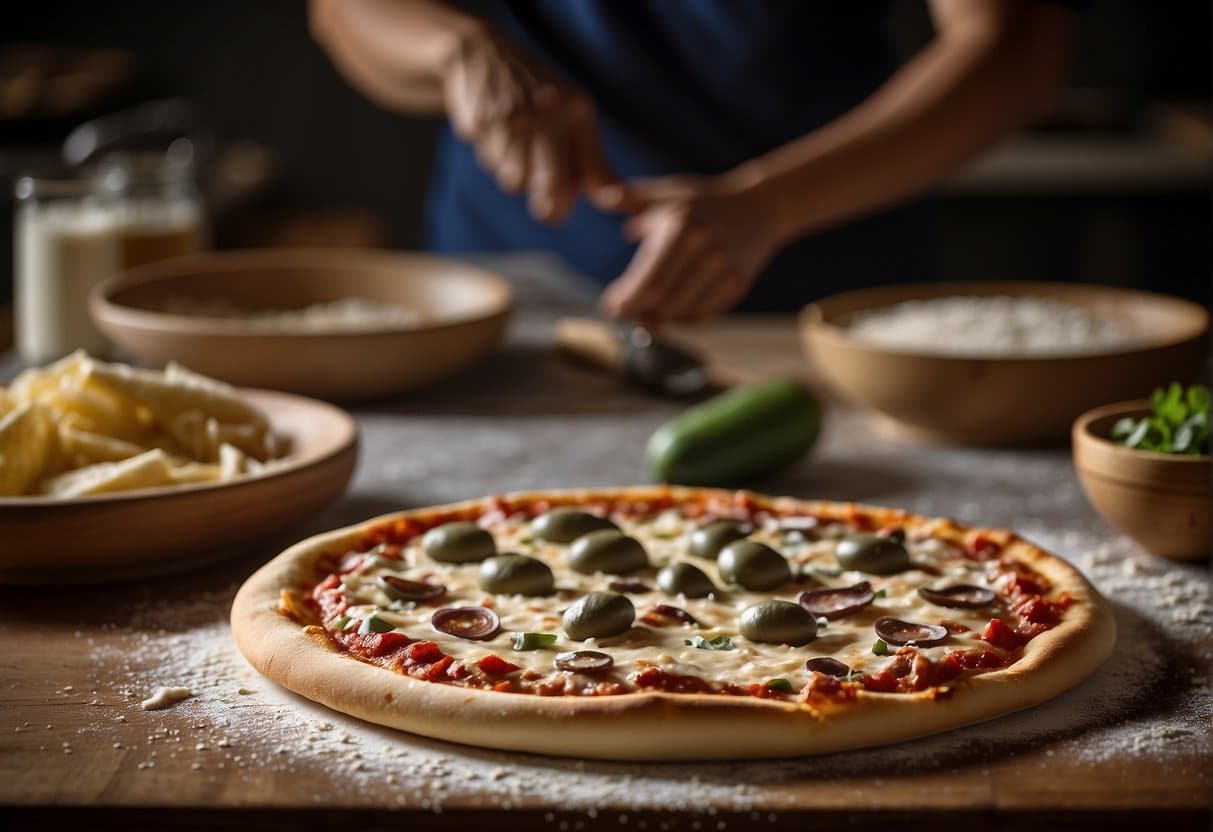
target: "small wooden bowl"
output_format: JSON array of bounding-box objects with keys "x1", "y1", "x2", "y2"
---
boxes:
[
  {"x1": 1073, "y1": 400, "x2": 1210, "y2": 561},
  {"x1": 801, "y1": 281, "x2": 1208, "y2": 445},
  {"x1": 91, "y1": 248, "x2": 513, "y2": 400}
]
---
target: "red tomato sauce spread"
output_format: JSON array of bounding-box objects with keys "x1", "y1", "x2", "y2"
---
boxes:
[{"x1": 280, "y1": 495, "x2": 1067, "y2": 703}]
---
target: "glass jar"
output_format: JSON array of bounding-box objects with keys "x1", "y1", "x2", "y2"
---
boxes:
[
  {"x1": 14, "y1": 175, "x2": 120, "y2": 365},
  {"x1": 94, "y1": 143, "x2": 206, "y2": 270}
]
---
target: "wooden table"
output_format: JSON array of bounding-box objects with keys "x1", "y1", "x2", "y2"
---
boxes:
[{"x1": 2, "y1": 254, "x2": 1209, "y2": 830}]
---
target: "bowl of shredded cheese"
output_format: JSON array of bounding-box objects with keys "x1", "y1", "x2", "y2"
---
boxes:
[
  {"x1": 91, "y1": 248, "x2": 513, "y2": 400},
  {"x1": 801, "y1": 281, "x2": 1208, "y2": 445}
]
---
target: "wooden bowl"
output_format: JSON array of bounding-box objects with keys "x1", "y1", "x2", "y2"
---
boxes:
[
  {"x1": 90, "y1": 248, "x2": 513, "y2": 400},
  {"x1": 800, "y1": 281, "x2": 1208, "y2": 445},
  {"x1": 1073, "y1": 401, "x2": 1210, "y2": 562},
  {"x1": 0, "y1": 389, "x2": 358, "y2": 584}
]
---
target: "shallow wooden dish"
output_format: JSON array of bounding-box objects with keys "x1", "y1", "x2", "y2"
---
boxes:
[
  {"x1": 801, "y1": 281, "x2": 1208, "y2": 445},
  {"x1": 1073, "y1": 400, "x2": 1210, "y2": 562},
  {"x1": 90, "y1": 248, "x2": 513, "y2": 400},
  {"x1": 0, "y1": 389, "x2": 358, "y2": 584}
]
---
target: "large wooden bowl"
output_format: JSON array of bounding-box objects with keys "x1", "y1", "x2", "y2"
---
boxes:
[
  {"x1": 0, "y1": 388, "x2": 358, "y2": 584},
  {"x1": 91, "y1": 248, "x2": 513, "y2": 400},
  {"x1": 801, "y1": 282, "x2": 1208, "y2": 445},
  {"x1": 1073, "y1": 400, "x2": 1210, "y2": 562}
]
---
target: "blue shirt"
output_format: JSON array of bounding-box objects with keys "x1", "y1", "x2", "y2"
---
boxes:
[{"x1": 425, "y1": 1, "x2": 937, "y2": 311}]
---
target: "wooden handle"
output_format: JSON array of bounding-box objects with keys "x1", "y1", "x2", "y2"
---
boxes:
[{"x1": 554, "y1": 317, "x2": 623, "y2": 374}]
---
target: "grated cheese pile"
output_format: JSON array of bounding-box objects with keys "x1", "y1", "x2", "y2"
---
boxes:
[{"x1": 846, "y1": 295, "x2": 1140, "y2": 357}]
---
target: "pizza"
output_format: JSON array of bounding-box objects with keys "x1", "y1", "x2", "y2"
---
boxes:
[{"x1": 231, "y1": 487, "x2": 1115, "y2": 760}]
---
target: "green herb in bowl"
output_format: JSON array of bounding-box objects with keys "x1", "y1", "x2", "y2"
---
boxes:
[{"x1": 1111, "y1": 383, "x2": 1209, "y2": 455}]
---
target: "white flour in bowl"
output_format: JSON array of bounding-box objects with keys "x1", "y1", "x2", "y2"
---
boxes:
[
  {"x1": 846, "y1": 296, "x2": 1140, "y2": 357},
  {"x1": 157, "y1": 296, "x2": 423, "y2": 331}
]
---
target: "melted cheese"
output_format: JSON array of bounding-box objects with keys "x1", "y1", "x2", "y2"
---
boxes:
[{"x1": 335, "y1": 510, "x2": 1007, "y2": 693}]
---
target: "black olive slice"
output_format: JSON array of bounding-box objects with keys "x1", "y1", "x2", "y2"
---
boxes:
[
  {"x1": 378, "y1": 574, "x2": 446, "y2": 603},
  {"x1": 554, "y1": 650, "x2": 614, "y2": 673},
  {"x1": 805, "y1": 657, "x2": 853, "y2": 677},
  {"x1": 874, "y1": 616, "x2": 948, "y2": 647},
  {"x1": 641, "y1": 604, "x2": 700, "y2": 627},
  {"x1": 431, "y1": 606, "x2": 501, "y2": 641},
  {"x1": 798, "y1": 581, "x2": 875, "y2": 620},
  {"x1": 917, "y1": 584, "x2": 996, "y2": 609},
  {"x1": 608, "y1": 578, "x2": 652, "y2": 594}
]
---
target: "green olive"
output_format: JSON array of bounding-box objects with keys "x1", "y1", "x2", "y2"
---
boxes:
[
  {"x1": 689, "y1": 520, "x2": 746, "y2": 560},
  {"x1": 739, "y1": 600, "x2": 818, "y2": 646},
  {"x1": 422, "y1": 521, "x2": 496, "y2": 564},
  {"x1": 656, "y1": 562, "x2": 717, "y2": 598},
  {"x1": 717, "y1": 540, "x2": 791, "y2": 590},
  {"x1": 562, "y1": 591, "x2": 636, "y2": 641},
  {"x1": 478, "y1": 554, "x2": 555, "y2": 597},
  {"x1": 835, "y1": 534, "x2": 911, "y2": 575},
  {"x1": 532, "y1": 508, "x2": 618, "y2": 543},
  {"x1": 569, "y1": 530, "x2": 650, "y2": 575}
]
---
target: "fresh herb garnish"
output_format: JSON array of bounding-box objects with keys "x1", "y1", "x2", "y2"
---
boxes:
[
  {"x1": 329, "y1": 616, "x2": 351, "y2": 632},
  {"x1": 685, "y1": 635, "x2": 735, "y2": 651},
  {"x1": 512, "y1": 632, "x2": 558, "y2": 651},
  {"x1": 872, "y1": 638, "x2": 889, "y2": 655},
  {"x1": 874, "y1": 588, "x2": 887, "y2": 599},
  {"x1": 517, "y1": 536, "x2": 534, "y2": 546},
  {"x1": 358, "y1": 615, "x2": 395, "y2": 635},
  {"x1": 1111, "y1": 383, "x2": 1210, "y2": 455},
  {"x1": 809, "y1": 566, "x2": 842, "y2": 578},
  {"x1": 765, "y1": 678, "x2": 793, "y2": 693}
]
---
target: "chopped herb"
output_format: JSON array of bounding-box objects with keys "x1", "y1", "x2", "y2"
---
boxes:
[
  {"x1": 359, "y1": 615, "x2": 395, "y2": 635},
  {"x1": 512, "y1": 632, "x2": 558, "y2": 651},
  {"x1": 517, "y1": 536, "x2": 534, "y2": 546},
  {"x1": 652, "y1": 530, "x2": 678, "y2": 540},
  {"x1": 1111, "y1": 383, "x2": 1210, "y2": 455},
  {"x1": 329, "y1": 616, "x2": 351, "y2": 632},
  {"x1": 846, "y1": 670, "x2": 865, "y2": 682},
  {"x1": 872, "y1": 638, "x2": 889, "y2": 655},
  {"x1": 809, "y1": 567, "x2": 842, "y2": 578},
  {"x1": 874, "y1": 588, "x2": 887, "y2": 599},
  {"x1": 685, "y1": 635, "x2": 735, "y2": 651},
  {"x1": 765, "y1": 678, "x2": 793, "y2": 693}
]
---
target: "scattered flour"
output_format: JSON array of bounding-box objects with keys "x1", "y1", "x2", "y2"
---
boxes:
[
  {"x1": 79, "y1": 530, "x2": 1210, "y2": 812},
  {"x1": 140, "y1": 686, "x2": 193, "y2": 711}
]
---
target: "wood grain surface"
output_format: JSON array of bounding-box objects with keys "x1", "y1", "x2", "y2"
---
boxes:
[{"x1": 1, "y1": 254, "x2": 1208, "y2": 831}]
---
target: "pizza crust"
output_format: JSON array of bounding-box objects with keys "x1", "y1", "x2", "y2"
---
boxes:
[{"x1": 230, "y1": 487, "x2": 1116, "y2": 760}]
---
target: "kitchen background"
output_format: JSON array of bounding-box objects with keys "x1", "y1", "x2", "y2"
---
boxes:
[{"x1": 2, "y1": 0, "x2": 1210, "y2": 307}]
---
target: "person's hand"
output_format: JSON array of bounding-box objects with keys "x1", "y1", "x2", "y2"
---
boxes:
[
  {"x1": 598, "y1": 175, "x2": 779, "y2": 325},
  {"x1": 442, "y1": 26, "x2": 616, "y2": 223}
]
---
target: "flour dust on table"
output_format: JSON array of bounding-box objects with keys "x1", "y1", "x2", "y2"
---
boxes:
[{"x1": 70, "y1": 532, "x2": 1210, "y2": 810}]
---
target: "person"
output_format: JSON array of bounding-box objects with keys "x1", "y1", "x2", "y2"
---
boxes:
[{"x1": 309, "y1": 0, "x2": 1077, "y2": 325}]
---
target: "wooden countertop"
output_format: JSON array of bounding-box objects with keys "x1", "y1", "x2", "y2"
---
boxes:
[{"x1": 1, "y1": 254, "x2": 1209, "y2": 831}]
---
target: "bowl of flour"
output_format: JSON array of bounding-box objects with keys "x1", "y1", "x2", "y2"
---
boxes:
[{"x1": 801, "y1": 281, "x2": 1208, "y2": 445}]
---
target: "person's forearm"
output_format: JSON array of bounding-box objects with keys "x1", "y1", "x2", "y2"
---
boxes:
[
  {"x1": 730, "y1": 1, "x2": 1074, "y2": 247},
  {"x1": 309, "y1": 0, "x2": 484, "y2": 115}
]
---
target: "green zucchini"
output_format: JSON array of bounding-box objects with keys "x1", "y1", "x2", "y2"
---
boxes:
[{"x1": 646, "y1": 379, "x2": 820, "y2": 486}]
